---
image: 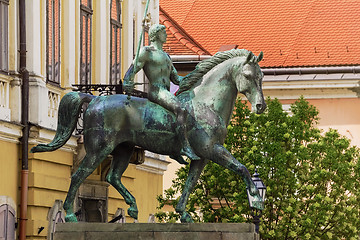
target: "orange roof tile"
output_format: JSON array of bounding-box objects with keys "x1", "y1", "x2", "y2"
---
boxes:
[
  {"x1": 160, "y1": 0, "x2": 196, "y2": 24},
  {"x1": 160, "y1": 7, "x2": 210, "y2": 56},
  {"x1": 160, "y1": 0, "x2": 360, "y2": 68}
]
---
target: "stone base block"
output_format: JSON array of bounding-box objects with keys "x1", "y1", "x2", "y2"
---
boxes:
[{"x1": 53, "y1": 222, "x2": 259, "y2": 240}]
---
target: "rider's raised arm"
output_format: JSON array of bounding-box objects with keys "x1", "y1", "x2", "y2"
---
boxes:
[
  {"x1": 123, "y1": 47, "x2": 148, "y2": 84},
  {"x1": 123, "y1": 47, "x2": 149, "y2": 93}
]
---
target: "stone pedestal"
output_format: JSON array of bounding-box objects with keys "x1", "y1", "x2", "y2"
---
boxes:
[{"x1": 53, "y1": 222, "x2": 259, "y2": 240}]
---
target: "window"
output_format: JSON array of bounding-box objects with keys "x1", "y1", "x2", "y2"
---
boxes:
[
  {"x1": 132, "y1": 21, "x2": 150, "y2": 92},
  {"x1": 76, "y1": 181, "x2": 108, "y2": 223},
  {"x1": 142, "y1": 27, "x2": 150, "y2": 92},
  {"x1": 132, "y1": 21, "x2": 149, "y2": 58},
  {"x1": 0, "y1": 0, "x2": 9, "y2": 73},
  {"x1": 0, "y1": 204, "x2": 15, "y2": 240},
  {"x1": 110, "y1": 0, "x2": 121, "y2": 85},
  {"x1": 143, "y1": 27, "x2": 149, "y2": 46},
  {"x1": 80, "y1": 0, "x2": 92, "y2": 85},
  {"x1": 132, "y1": 19, "x2": 135, "y2": 59},
  {"x1": 46, "y1": 0, "x2": 61, "y2": 84}
]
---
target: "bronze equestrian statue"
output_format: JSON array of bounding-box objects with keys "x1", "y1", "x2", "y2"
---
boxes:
[{"x1": 31, "y1": 45, "x2": 266, "y2": 222}]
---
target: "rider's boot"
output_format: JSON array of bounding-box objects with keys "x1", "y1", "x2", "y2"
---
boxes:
[
  {"x1": 181, "y1": 147, "x2": 200, "y2": 161},
  {"x1": 180, "y1": 135, "x2": 200, "y2": 160}
]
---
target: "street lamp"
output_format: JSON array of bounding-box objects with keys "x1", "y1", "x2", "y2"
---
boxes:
[{"x1": 246, "y1": 169, "x2": 266, "y2": 234}]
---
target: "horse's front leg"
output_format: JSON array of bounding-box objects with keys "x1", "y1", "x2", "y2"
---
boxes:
[
  {"x1": 210, "y1": 144, "x2": 263, "y2": 210},
  {"x1": 175, "y1": 158, "x2": 208, "y2": 223}
]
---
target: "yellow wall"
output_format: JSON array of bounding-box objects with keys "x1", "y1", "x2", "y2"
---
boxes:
[
  {"x1": 107, "y1": 164, "x2": 137, "y2": 222},
  {"x1": 26, "y1": 146, "x2": 73, "y2": 239},
  {"x1": 107, "y1": 164, "x2": 164, "y2": 223},
  {"x1": 0, "y1": 139, "x2": 19, "y2": 206},
  {"x1": 279, "y1": 98, "x2": 360, "y2": 146},
  {"x1": 133, "y1": 167, "x2": 163, "y2": 222}
]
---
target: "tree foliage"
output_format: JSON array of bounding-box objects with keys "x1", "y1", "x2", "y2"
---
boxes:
[{"x1": 156, "y1": 97, "x2": 360, "y2": 239}]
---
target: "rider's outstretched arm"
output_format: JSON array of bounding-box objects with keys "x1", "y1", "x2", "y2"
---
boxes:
[{"x1": 170, "y1": 64, "x2": 184, "y2": 86}]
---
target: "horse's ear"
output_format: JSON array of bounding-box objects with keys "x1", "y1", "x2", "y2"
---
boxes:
[
  {"x1": 257, "y1": 51, "x2": 264, "y2": 62},
  {"x1": 245, "y1": 53, "x2": 253, "y2": 64}
]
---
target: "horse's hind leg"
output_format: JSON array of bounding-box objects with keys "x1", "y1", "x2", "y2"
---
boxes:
[
  {"x1": 63, "y1": 147, "x2": 113, "y2": 222},
  {"x1": 105, "y1": 143, "x2": 139, "y2": 221},
  {"x1": 175, "y1": 159, "x2": 208, "y2": 223}
]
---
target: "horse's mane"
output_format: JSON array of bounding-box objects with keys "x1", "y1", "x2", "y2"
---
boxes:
[{"x1": 177, "y1": 49, "x2": 251, "y2": 95}]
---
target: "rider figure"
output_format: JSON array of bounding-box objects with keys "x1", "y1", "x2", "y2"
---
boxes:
[{"x1": 123, "y1": 24, "x2": 200, "y2": 163}]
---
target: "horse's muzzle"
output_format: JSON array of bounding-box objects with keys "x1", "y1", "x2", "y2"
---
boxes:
[{"x1": 255, "y1": 103, "x2": 267, "y2": 114}]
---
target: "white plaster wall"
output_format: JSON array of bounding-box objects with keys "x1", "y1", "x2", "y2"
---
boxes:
[
  {"x1": 29, "y1": 78, "x2": 48, "y2": 126},
  {"x1": 122, "y1": 0, "x2": 134, "y2": 75},
  {"x1": 26, "y1": 0, "x2": 43, "y2": 77},
  {"x1": 62, "y1": 0, "x2": 77, "y2": 88},
  {"x1": 9, "y1": 79, "x2": 21, "y2": 122},
  {"x1": 94, "y1": 0, "x2": 110, "y2": 84},
  {"x1": 8, "y1": 0, "x2": 18, "y2": 72}
]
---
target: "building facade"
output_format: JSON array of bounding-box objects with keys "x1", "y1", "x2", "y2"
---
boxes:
[
  {"x1": 0, "y1": 0, "x2": 168, "y2": 239},
  {"x1": 159, "y1": 0, "x2": 360, "y2": 205}
]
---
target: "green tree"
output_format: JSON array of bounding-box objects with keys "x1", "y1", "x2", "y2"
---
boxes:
[{"x1": 156, "y1": 97, "x2": 360, "y2": 240}]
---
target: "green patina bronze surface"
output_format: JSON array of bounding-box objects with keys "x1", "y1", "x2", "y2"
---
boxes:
[
  {"x1": 31, "y1": 48, "x2": 266, "y2": 223},
  {"x1": 124, "y1": 24, "x2": 201, "y2": 162}
]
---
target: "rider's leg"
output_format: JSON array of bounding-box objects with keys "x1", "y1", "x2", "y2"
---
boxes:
[
  {"x1": 149, "y1": 89, "x2": 200, "y2": 161},
  {"x1": 175, "y1": 107, "x2": 200, "y2": 160}
]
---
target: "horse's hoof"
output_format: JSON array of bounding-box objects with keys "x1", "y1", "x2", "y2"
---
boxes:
[
  {"x1": 251, "y1": 197, "x2": 264, "y2": 210},
  {"x1": 65, "y1": 213, "x2": 78, "y2": 222},
  {"x1": 180, "y1": 212, "x2": 194, "y2": 223},
  {"x1": 128, "y1": 206, "x2": 138, "y2": 220}
]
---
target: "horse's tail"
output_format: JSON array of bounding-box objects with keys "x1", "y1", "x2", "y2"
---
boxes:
[{"x1": 30, "y1": 92, "x2": 96, "y2": 153}]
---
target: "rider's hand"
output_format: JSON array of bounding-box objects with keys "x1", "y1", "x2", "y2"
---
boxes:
[
  {"x1": 123, "y1": 80, "x2": 135, "y2": 94},
  {"x1": 124, "y1": 69, "x2": 136, "y2": 93}
]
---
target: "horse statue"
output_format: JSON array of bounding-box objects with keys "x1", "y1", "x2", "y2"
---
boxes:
[{"x1": 31, "y1": 49, "x2": 266, "y2": 223}]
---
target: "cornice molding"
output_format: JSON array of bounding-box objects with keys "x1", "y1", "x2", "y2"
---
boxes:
[
  {"x1": 261, "y1": 66, "x2": 360, "y2": 99},
  {"x1": 136, "y1": 151, "x2": 170, "y2": 175},
  {"x1": 28, "y1": 125, "x2": 78, "y2": 153},
  {"x1": 0, "y1": 120, "x2": 23, "y2": 143}
]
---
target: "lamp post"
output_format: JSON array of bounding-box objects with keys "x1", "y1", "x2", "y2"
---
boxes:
[{"x1": 246, "y1": 169, "x2": 266, "y2": 234}]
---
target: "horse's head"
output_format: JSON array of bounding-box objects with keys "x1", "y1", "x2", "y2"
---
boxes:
[{"x1": 234, "y1": 52, "x2": 266, "y2": 114}]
